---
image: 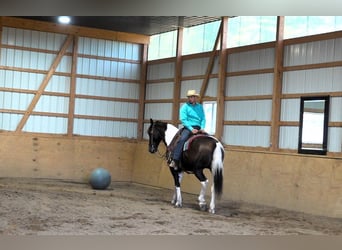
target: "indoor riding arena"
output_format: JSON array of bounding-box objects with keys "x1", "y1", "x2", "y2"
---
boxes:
[{"x1": 0, "y1": 16, "x2": 341, "y2": 235}]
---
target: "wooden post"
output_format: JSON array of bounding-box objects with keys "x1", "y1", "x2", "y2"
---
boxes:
[
  {"x1": 270, "y1": 16, "x2": 285, "y2": 151},
  {"x1": 67, "y1": 35, "x2": 78, "y2": 136},
  {"x1": 137, "y1": 43, "x2": 148, "y2": 140},
  {"x1": 172, "y1": 24, "x2": 184, "y2": 126},
  {"x1": 215, "y1": 17, "x2": 228, "y2": 140}
]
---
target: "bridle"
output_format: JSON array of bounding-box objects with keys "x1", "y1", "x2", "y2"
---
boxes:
[{"x1": 149, "y1": 122, "x2": 168, "y2": 158}]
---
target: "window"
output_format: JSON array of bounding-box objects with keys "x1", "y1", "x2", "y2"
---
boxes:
[
  {"x1": 227, "y1": 16, "x2": 277, "y2": 48},
  {"x1": 182, "y1": 21, "x2": 221, "y2": 55},
  {"x1": 203, "y1": 101, "x2": 217, "y2": 135},
  {"x1": 148, "y1": 30, "x2": 177, "y2": 61},
  {"x1": 298, "y1": 96, "x2": 330, "y2": 155},
  {"x1": 284, "y1": 16, "x2": 342, "y2": 39}
]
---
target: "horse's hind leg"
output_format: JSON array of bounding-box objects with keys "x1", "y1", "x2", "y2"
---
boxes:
[
  {"x1": 198, "y1": 180, "x2": 209, "y2": 211},
  {"x1": 194, "y1": 170, "x2": 208, "y2": 211}
]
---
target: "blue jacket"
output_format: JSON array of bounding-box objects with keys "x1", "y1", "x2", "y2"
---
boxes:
[{"x1": 180, "y1": 102, "x2": 206, "y2": 131}]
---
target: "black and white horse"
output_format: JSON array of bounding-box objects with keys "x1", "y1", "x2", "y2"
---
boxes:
[{"x1": 147, "y1": 118, "x2": 224, "y2": 213}]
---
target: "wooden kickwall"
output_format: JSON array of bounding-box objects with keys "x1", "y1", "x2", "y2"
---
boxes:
[{"x1": 0, "y1": 133, "x2": 341, "y2": 218}]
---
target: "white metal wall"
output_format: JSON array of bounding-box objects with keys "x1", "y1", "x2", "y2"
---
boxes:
[
  {"x1": 223, "y1": 48, "x2": 275, "y2": 147},
  {"x1": 280, "y1": 37, "x2": 342, "y2": 152},
  {"x1": 0, "y1": 27, "x2": 142, "y2": 138}
]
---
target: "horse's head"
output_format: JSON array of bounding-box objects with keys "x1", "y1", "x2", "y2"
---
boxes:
[{"x1": 147, "y1": 118, "x2": 167, "y2": 153}]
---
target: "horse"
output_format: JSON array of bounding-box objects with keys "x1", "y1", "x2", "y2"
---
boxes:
[{"x1": 147, "y1": 118, "x2": 224, "y2": 214}]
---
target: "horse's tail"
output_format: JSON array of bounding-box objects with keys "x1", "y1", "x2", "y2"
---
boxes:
[{"x1": 211, "y1": 140, "x2": 224, "y2": 198}]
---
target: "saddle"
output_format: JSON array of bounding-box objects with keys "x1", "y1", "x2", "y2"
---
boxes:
[{"x1": 166, "y1": 129, "x2": 208, "y2": 164}]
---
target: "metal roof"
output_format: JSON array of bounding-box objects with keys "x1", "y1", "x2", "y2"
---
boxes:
[{"x1": 20, "y1": 16, "x2": 222, "y2": 36}]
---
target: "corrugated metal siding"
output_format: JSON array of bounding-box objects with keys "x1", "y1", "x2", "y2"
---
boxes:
[
  {"x1": 284, "y1": 38, "x2": 342, "y2": 66},
  {"x1": 144, "y1": 103, "x2": 173, "y2": 121},
  {"x1": 328, "y1": 128, "x2": 342, "y2": 152},
  {"x1": 23, "y1": 116, "x2": 68, "y2": 134},
  {"x1": 280, "y1": 99, "x2": 300, "y2": 122},
  {"x1": 75, "y1": 99, "x2": 138, "y2": 119},
  {"x1": 73, "y1": 119, "x2": 137, "y2": 138},
  {"x1": 0, "y1": 113, "x2": 23, "y2": 131},
  {"x1": 145, "y1": 82, "x2": 174, "y2": 100},
  {"x1": 0, "y1": 70, "x2": 45, "y2": 90},
  {"x1": 283, "y1": 67, "x2": 342, "y2": 94},
  {"x1": 280, "y1": 38, "x2": 342, "y2": 152},
  {"x1": 279, "y1": 126, "x2": 299, "y2": 150},
  {"x1": 76, "y1": 78, "x2": 139, "y2": 99},
  {"x1": 227, "y1": 48, "x2": 275, "y2": 72},
  {"x1": 223, "y1": 125, "x2": 271, "y2": 147},
  {"x1": 225, "y1": 100, "x2": 272, "y2": 121},
  {"x1": 147, "y1": 62, "x2": 175, "y2": 80},
  {"x1": 182, "y1": 57, "x2": 219, "y2": 76},
  {"x1": 2, "y1": 27, "x2": 70, "y2": 51},
  {"x1": 226, "y1": 73, "x2": 274, "y2": 96},
  {"x1": 0, "y1": 27, "x2": 142, "y2": 138}
]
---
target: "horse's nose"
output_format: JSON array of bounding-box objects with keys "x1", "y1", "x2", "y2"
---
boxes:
[{"x1": 149, "y1": 145, "x2": 156, "y2": 153}]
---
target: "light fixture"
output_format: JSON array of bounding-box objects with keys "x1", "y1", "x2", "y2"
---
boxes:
[{"x1": 58, "y1": 16, "x2": 71, "y2": 24}]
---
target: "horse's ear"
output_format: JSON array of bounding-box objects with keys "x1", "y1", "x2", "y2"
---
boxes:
[{"x1": 150, "y1": 118, "x2": 153, "y2": 124}]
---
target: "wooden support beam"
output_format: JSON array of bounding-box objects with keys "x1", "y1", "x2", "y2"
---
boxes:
[
  {"x1": 15, "y1": 34, "x2": 74, "y2": 132},
  {"x1": 67, "y1": 35, "x2": 78, "y2": 136},
  {"x1": 200, "y1": 20, "x2": 223, "y2": 98},
  {"x1": 172, "y1": 26, "x2": 184, "y2": 126},
  {"x1": 270, "y1": 16, "x2": 285, "y2": 151},
  {"x1": 137, "y1": 44, "x2": 148, "y2": 140},
  {"x1": 215, "y1": 17, "x2": 228, "y2": 140}
]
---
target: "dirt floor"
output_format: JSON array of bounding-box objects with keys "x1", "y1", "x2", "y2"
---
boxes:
[{"x1": 0, "y1": 177, "x2": 341, "y2": 235}]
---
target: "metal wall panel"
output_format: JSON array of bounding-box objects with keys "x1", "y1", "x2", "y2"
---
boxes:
[
  {"x1": 75, "y1": 99, "x2": 138, "y2": 119},
  {"x1": 145, "y1": 82, "x2": 174, "y2": 100},
  {"x1": 180, "y1": 78, "x2": 218, "y2": 98},
  {"x1": 328, "y1": 127, "x2": 342, "y2": 152},
  {"x1": 73, "y1": 119, "x2": 137, "y2": 138},
  {"x1": 147, "y1": 62, "x2": 175, "y2": 80},
  {"x1": 34, "y1": 96, "x2": 69, "y2": 114},
  {"x1": 23, "y1": 116, "x2": 68, "y2": 134},
  {"x1": 76, "y1": 78, "x2": 139, "y2": 99},
  {"x1": 78, "y1": 38, "x2": 141, "y2": 60},
  {"x1": 182, "y1": 57, "x2": 213, "y2": 76},
  {"x1": 283, "y1": 67, "x2": 342, "y2": 94},
  {"x1": 2, "y1": 27, "x2": 68, "y2": 51},
  {"x1": 223, "y1": 125, "x2": 270, "y2": 147},
  {"x1": 284, "y1": 38, "x2": 342, "y2": 66},
  {"x1": 45, "y1": 75, "x2": 70, "y2": 93},
  {"x1": 77, "y1": 58, "x2": 140, "y2": 79},
  {"x1": 227, "y1": 48, "x2": 275, "y2": 72},
  {"x1": 279, "y1": 126, "x2": 299, "y2": 150},
  {"x1": 330, "y1": 97, "x2": 342, "y2": 122},
  {"x1": 144, "y1": 103, "x2": 173, "y2": 120},
  {"x1": 280, "y1": 99, "x2": 300, "y2": 122},
  {"x1": 0, "y1": 113, "x2": 23, "y2": 131},
  {"x1": 225, "y1": 100, "x2": 272, "y2": 121},
  {"x1": 0, "y1": 92, "x2": 34, "y2": 110},
  {"x1": 226, "y1": 73, "x2": 274, "y2": 96}
]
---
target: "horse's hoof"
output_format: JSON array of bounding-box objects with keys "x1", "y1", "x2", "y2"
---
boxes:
[
  {"x1": 208, "y1": 208, "x2": 215, "y2": 214},
  {"x1": 199, "y1": 204, "x2": 207, "y2": 211},
  {"x1": 174, "y1": 203, "x2": 182, "y2": 208}
]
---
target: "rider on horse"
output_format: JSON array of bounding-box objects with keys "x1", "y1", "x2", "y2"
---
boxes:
[{"x1": 169, "y1": 89, "x2": 206, "y2": 170}]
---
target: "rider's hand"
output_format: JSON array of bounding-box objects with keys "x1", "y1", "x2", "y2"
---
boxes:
[{"x1": 192, "y1": 129, "x2": 199, "y2": 134}]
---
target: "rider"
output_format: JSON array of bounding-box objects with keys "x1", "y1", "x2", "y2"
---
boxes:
[{"x1": 169, "y1": 89, "x2": 206, "y2": 170}]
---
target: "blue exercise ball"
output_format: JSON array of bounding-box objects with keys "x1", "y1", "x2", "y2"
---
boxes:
[{"x1": 89, "y1": 167, "x2": 111, "y2": 190}]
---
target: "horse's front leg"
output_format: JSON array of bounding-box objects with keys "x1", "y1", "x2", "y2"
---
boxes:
[{"x1": 170, "y1": 168, "x2": 183, "y2": 207}]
